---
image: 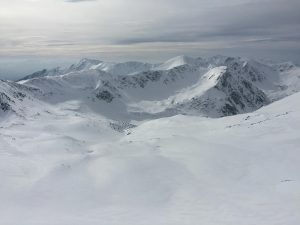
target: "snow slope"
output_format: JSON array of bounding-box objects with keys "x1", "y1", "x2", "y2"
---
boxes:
[
  {"x1": 1, "y1": 55, "x2": 300, "y2": 225},
  {"x1": 0, "y1": 80, "x2": 44, "y2": 119},
  {"x1": 0, "y1": 86, "x2": 299, "y2": 225}
]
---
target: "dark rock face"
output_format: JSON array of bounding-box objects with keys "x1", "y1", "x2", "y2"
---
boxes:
[
  {"x1": 0, "y1": 80, "x2": 35, "y2": 114},
  {"x1": 0, "y1": 101, "x2": 11, "y2": 112},
  {"x1": 230, "y1": 91, "x2": 246, "y2": 109},
  {"x1": 96, "y1": 90, "x2": 114, "y2": 103},
  {"x1": 242, "y1": 64, "x2": 266, "y2": 82},
  {"x1": 117, "y1": 71, "x2": 163, "y2": 88},
  {"x1": 109, "y1": 121, "x2": 136, "y2": 133},
  {"x1": 94, "y1": 80, "x2": 121, "y2": 103},
  {"x1": 221, "y1": 104, "x2": 238, "y2": 116},
  {"x1": 0, "y1": 92, "x2": 13, "y2": 112},
  {"x1": 116, "y1": 65, "x2": 197, "y2": 89},
  {"x1": 169, "y1": 66, "x2": 270, "y2": 117},
  {"x1": 215, "y1": 69, "x2": 269, "y2": 115},
  {"x1": 13, "y1": 92, "x2": 26, "y2": 100}
]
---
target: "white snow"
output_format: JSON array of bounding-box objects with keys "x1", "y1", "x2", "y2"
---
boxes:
[{"x1": 1, "y1": 56, "x2": 300, "y2": 225}]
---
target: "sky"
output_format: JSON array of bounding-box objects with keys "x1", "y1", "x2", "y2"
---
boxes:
[{"x1": 0, "y1": 0, "x2": 300, "y2": 79}]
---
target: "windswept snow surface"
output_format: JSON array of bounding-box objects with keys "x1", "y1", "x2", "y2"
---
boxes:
[
  {"x1": 1, "y1": 56, "x2": 300, "y2": 225},
  {"x1": 0, "y1": 87, "x2": 299, "y2": 225}
]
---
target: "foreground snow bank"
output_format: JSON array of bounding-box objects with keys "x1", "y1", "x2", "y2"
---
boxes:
[{"x1": 0, "y1": 93, "x2": 300, "y2": 225}]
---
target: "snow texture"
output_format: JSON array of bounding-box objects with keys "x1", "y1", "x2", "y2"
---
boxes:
[{"x1": 1, "y1": 55, "x2": 300, "y2": 225}]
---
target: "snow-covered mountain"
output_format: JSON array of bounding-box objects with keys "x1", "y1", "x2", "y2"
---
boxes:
[
  {"x1": 1, "y1": 62, "x2": 300, "y2": 225},
  {"x1": 18, "y1": 58, "x2": 157, "y2": 82},
  {"x1": 0, "y1": 80, "x2": 43, "y2": 119},
  {"x1": 1, "y1": 55, "x2": 300, "y2": 225},
  {"x1": 160, "y1": 65, "x2": 269, "y2": 117},
  {"x1": 12, "y1": 55, "x2": 299, "y2": 120}
]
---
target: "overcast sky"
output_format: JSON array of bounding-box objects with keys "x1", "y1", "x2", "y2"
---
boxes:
[{"x1": 0, "y1": 0, "x2": 300, "y2": 79}]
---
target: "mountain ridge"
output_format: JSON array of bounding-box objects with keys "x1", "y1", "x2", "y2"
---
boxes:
[{"x1": 2, "y1": 55, "x2": 300, "y2": 121}]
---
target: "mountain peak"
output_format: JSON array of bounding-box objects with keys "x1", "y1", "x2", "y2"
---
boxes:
[
  {"x1": 69, "y1": 58, "x2": 102, "y2": 71},
  {"x1": 156, "y1": 55, "x2": 197, "y2": 70},
  {"x1": 78, "y1": 58, "x2": 102, "y2": 65}
]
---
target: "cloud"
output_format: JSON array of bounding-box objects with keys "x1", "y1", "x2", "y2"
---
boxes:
[
  {"x1": 64, "y1": 0, "x2": 97, "y2": 2},
  {"x1": 0, "y1": 0, "x2": 299, "y2": 68},
  {"x1": 109, "y1": 0, "x2": 300, "y2": 46}
]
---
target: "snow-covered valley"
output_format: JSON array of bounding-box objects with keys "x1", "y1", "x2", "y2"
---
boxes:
[{"x1": 1, "y1": 56, "x2": 300, "y2": 225}]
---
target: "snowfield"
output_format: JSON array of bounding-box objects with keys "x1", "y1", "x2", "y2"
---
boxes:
[{"x1": 0, "y1": 56, "x2": 300, "y2": 225}]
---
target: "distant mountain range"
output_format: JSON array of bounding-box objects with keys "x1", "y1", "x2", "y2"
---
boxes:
[{"x1": 1, "y1": 55, "x2": 300, "y2": 120}]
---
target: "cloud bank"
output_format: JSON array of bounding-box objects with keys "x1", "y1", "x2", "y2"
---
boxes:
[
  {"x1": 0, "y1": 0, "x2": 299, "y2": 78},
  {"x1": 64, "y1": 0, "x2": 97, "y2": 2}
]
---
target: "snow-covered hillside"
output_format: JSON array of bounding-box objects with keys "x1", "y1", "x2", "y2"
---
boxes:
[
  {"x1": 1, "y1": 55, "x2": 300, "y2": 225},
  {"x1": 0, "y1": 80, "x2": 44, "y2": 119},
  {"x1": 15, "y1": 55, "x2": 299, "y2": 119},
  {"x1": 1, "y1": 82, "x2": 300, "y2": 225}
]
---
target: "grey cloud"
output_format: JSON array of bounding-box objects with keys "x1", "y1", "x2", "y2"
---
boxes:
[
  {"x1": 64, "y1": 0, "x2": 97, "y2": 2},
  {"x1": 0, "y1": 0, "x2": 300, "y2": 79},
  {"x1": 111, "y1": 0, "x2": 300, "y2": 47}
]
